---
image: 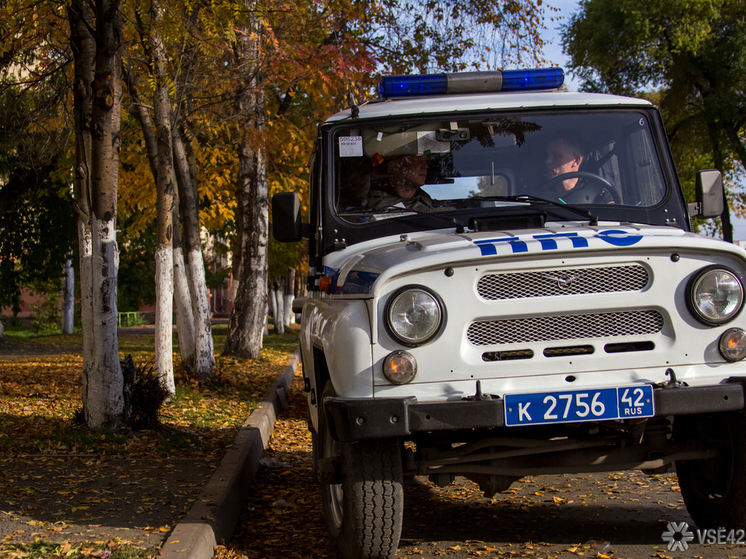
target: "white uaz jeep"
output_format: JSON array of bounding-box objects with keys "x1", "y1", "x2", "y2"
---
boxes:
[{"x1": 273, "y1": 69, "x2": 746, "y2": 559}]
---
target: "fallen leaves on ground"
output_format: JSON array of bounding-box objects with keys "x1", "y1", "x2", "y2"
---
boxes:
[
  {"x1": 0, "y1": 325, "x2": 299, "y2": 555},
  {"x1": 217, "y1": 375, "x2": 691, "y2": 559},
  {"x1": 216, "y1": 378, "x2": 330, "y2": 559}
]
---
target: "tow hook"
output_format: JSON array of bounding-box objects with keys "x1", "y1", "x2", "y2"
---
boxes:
[
  {"x1": 463, "y1": 380, "x2": 495, "y2": 401},
  {"x1": 659, "y1": 368, "x2": 687, "y2": 388}
]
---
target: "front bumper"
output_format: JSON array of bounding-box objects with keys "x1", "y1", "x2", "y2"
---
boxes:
[{"x1": 324, "y1": 382, "x2": 746, "y2": 442}]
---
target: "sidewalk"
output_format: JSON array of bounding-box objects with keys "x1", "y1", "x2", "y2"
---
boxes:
[{"x1": 0, "y1": 348, "x2": 300, "y2": 558}]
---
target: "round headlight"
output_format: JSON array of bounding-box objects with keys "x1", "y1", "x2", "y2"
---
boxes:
[
  {"x1": 383, "y1": 351, "x2": 418, "y2": 384},
  {"x1": 386, "y1": 287, "x2": 443, "y2": 345},
  {"x1": 687, "y1": 266, "x2": 744, "y2": 325},
  {"x1": 719, "y1": 328, "x2": 746, "y2": 362}
]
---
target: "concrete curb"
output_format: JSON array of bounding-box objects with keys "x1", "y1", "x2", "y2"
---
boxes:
[{"x1": 160, "y1": 348, "x2": 301, "y2": 559}]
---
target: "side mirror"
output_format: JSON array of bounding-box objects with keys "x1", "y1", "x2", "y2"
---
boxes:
[
  {"x1": 691, "y1": 169, "x2": 724, "y2": 219},
  {"x1": 272, "y1": 192, "x2": 303, "y2": 242}
]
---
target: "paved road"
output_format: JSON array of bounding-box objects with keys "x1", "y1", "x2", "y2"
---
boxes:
[{"x1": 225, "y1": 388, "x2": 746, "y2": 559}]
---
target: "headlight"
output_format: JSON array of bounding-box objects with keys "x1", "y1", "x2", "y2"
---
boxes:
[
  {"x1": 386, "y1": 287, "x2": 444, "y2": 345},
  {"x1": 687, "y1": 266, "x2": 744, "y2": 325}
]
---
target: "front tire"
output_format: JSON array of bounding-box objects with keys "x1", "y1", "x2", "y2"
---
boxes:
[
  {"x1": 676, "y1": 412, "x2": 746, "y2": 529},
  {"x1": 318, "y1": 382, "x2": 404, "y2": 559}
]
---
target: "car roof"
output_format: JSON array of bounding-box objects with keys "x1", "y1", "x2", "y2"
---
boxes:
[{"x1": 325, "y1": 90, "x2": 653, "y2": 123}]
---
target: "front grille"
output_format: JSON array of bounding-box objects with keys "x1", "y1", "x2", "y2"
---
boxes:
[
  {"x1": 467, "y1": 310, "x2": 664, "y2": 346},
  {"x1": 477, "y1": 264, "x2": 649, "y2": 300}
]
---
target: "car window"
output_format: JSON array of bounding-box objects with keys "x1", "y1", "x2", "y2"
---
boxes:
[{"x1": 333, "y1": 110, "x2": 666, "y2": 221}]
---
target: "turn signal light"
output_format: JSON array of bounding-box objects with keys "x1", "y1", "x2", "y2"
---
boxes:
[{"x1": 719, "y1": 328, "x2": 746, "y2": 362}]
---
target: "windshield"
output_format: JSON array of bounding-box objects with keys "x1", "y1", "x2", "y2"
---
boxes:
[{"x1": 333, "y1": 110, "x2": 667, "y2": 222}]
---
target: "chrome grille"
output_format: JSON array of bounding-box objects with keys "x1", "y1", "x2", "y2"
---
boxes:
[
  {"x1": 467, "y1": 310, "x2": 664, "y2": 346},
  {"x1": 477, "y1": 264, "x2": 649, "y2": 300}
]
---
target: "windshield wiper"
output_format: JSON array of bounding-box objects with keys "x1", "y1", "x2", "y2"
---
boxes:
[
  {"x1": 471, "y1": 194, "x2": 599, "y2": 226},
  {"x1": 341, "y1": 206, "x2": 467, "y2": 233}
]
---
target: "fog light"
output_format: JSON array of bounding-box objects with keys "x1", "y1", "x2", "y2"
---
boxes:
[
  {"x1": 719, "y1": 328, "x2": 746, "y2": 362},
  {"x1": 383, "y1": 351, "x2": 417, "y2": 384}
]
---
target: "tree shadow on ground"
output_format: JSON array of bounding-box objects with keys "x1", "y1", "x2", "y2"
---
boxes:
[
  {"x1": 0, "y1": 443, "x2": 216, "y2": 547},
  {"x1": 401, "y1": 472, "x2": 691, "y2": 546}
]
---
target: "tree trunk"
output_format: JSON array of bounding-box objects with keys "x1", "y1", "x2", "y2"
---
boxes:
[
  {"x1": 0, "y1": 319, "x2": 5, "y2": 341},
  {"x1": 125, "y1": 47, "x2": 195, "y2": 374},
  {"x1": 284, "y1": 268, "x2": 295, "y2": 327},
  {"x1": 172, "y1": 123, "x2": 215, "y2": 378},
  {"x1": 223, "y1": 5, "x2": 268, "y2": 359},
  {"x1": 62, "y1": 256, "x2": 75, "y2": 334},
  {"x1": 173, "y1": 200, "x2": 196, "y2": 372},
  {"x1": 87, "y1": 0, "x2": 124, "y2": 429},
  {"x1": 68, "y1": 0, "x2": 96, "y2": 423},
  {"x1": 274, "y1": 279, "x2": 285, "y2": 335},
  {"x1": 70, "y1": 0, "x2": 125, "y2": 429},
  {"x1": 149, "y1": 5, "x2": 176, "y2": 397},
  {"x1": 269, "y1": 286, "x2": 279, "y2": 335},
  {"x1": 169, "y1": 6, "x2": 215, "y2": 378}
]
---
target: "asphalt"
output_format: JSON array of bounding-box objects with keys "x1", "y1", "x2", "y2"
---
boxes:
[{"x1": 159, "y1": 348, "x2": 301, "y2": 559}]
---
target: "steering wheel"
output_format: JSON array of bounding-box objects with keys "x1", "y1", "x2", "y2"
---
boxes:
[{"x1": 542, "y1": 171, "x2": 621, "y2": 204}]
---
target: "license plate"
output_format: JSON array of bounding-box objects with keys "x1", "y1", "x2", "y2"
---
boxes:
[{"x1": 504, "y1": 385, "x2": 654, "y2": 427}]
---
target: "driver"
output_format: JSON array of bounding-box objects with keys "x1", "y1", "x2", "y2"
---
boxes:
[
  {"x1": 367, "y1": 153, "x2": 435, "y2": 212},
  {"x1": 544, "y1": 134, "x2": 615, "y2": 204}
]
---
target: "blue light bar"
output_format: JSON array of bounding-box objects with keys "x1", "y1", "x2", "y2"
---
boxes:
[
  {"x1": 378, "y1": 68, "x2": 564, "y2": 99},
  {"x1": 501, "y1": 68, "x2": 565, "y2": 92},
  {"x1": 378, "y1": 74, "x2": 448, "y2": 99}
]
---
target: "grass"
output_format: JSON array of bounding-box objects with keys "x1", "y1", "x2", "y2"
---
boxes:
[{"x1": 0, "y1": 323, "x2": 300, "y2": 459}]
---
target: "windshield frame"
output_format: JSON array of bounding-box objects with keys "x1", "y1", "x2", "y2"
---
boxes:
[{"x1": 318, "y1": 105, "x2": 689, "y2": 255}]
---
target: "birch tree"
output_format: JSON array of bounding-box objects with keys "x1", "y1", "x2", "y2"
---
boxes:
[
  {"x1": 172, "y1": 200, "x2": 196, "y2": 368},
  {"x1": 223, "y1": 0, "x2": 268, "y2": 359},
  {"x1": 125, "y1": 0, "x2": 216, "y2": 379},
  {"x1": 172, "y1": 116, "x2": 216, "y2": 378},
  {"x1": 223, "y1": 0, "x2": 549, "y2": 358},
  {"x1": 143, "y1": 0, "x2": 178, "y2": 397},
  {"x1": 69, "y1": 0, "x2": 126, "y2": 429},
  {"x1": 62, "y1": 257, "x2": 75, "y2": 334}
]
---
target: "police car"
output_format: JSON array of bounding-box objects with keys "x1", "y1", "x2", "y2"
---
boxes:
[{"x1": 273, "y1": 68, "x2": 746, "y2": 559}]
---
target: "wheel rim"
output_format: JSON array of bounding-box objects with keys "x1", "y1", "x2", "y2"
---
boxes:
[{"x1": 323, "y1": 424, "x2": 344, "y2": 529}]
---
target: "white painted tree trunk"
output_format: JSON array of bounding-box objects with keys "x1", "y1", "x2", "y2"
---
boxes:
[
  {"x1": 70, "y1": 0, "x2": 125, "y2": 430},
  {"x1": 273, "y1": 286, "x2": 285, "y2": 335},
  {"x1": 284, "y1": 294, "x2": 294, "y2": 327},
  {"x1": 86, "y1": 214, "x2": 124, "y2": 428},
  {"x1": 173, "y1": 241, "x2": 195, "y2": 371},
  {"x1": 0, "y1": 318, "x2": 5, "y2": 341},
  {"x1": 283, "y1": 268, "x2": 295, "y2": 327},
  {"x1": 155, "y1": 245, "x2": 175, "y2": 396},
  {"x1": 269, "y1": 288, "x2": 278, "y2": 333},
  {"x1": 78, "y1": 221, "x2": 94, "y2": 402},
  {"x1": 62, "y1": 256, "x2": 75, "y2": 334},
  {"x1": 186, "y1": 248, "x2": 216, "y2": 376},
  {"x1": 150, "y1": 8, "x2": 177, "y2": 398},
  {"x1": 222, "y1": 3, "x2": 268, "y2": 360},
  {"x1": 170, "y1": 108, "x2": 215, "y2": 379}
]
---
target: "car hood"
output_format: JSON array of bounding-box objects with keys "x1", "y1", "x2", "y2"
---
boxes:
[{"x1": 322, "y1": 223, "x2": 745, "y2": 296}]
